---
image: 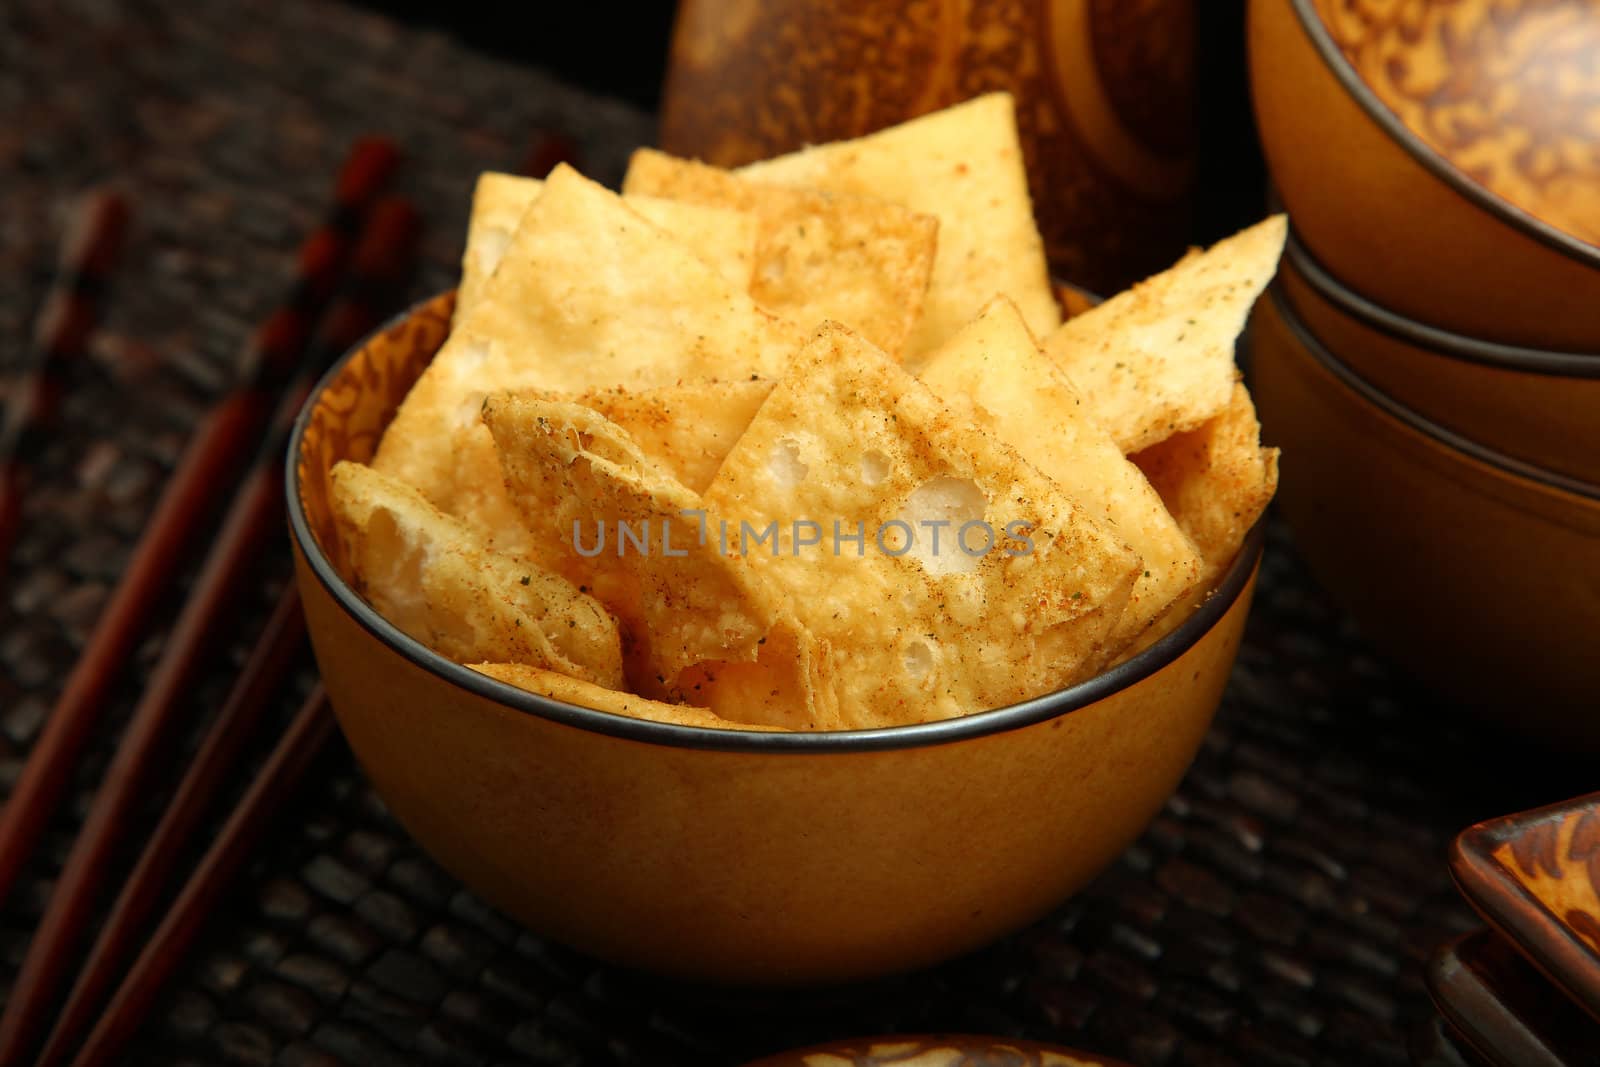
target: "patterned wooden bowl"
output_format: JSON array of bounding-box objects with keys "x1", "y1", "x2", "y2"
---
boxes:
[
  {"x1": 658, "y1": 0, "x2": 1197, "y2": 294},
  {"x1": 1279, "y1": 233, "x2": 1600, "y2": 485},
  {"x1": 1249, "y1": 0, "x2": 1600, "y2": 350},
  {"x1": 1249, "y1": 285, "x2": 1600, "y2": 751},
  {"x1": 287, "y1": 291, "x2": 1264, "y2": 985}
]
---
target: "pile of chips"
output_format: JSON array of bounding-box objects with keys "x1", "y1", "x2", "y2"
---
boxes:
[{"x1": 329, "y1": 93, "x2": 1286, "y2": 731}]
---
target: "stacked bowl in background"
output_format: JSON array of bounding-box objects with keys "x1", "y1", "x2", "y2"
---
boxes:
[{"x1": 1246, "y1": 0, "x2": 1600, "y2": 750}]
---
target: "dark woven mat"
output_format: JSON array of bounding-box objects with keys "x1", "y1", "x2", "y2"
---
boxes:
[{"x1": 2, "y1": 2, "x2": 1594, "y2": 1064}]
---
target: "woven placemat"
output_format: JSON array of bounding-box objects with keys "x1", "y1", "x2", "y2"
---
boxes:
[{"x1": 2, "y1": 2, "x2": 1594, "y2": 1064}]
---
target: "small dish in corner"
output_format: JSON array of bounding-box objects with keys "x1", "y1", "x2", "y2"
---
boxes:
[
  {"x1": 1424, "y1": 929, "x2": 1599, "y2": 1067},
  {"x1": 1450, "y1": 792, "x2": 1600, "y2": 1023}
]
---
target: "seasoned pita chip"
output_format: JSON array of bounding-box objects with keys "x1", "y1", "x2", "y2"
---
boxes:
[
  {"x1": 674, "y1": 615, "x2": 843, "y2": 731},
  {"x1": 740, "y1": 93, "x2": 1059, "y2": 356},
  {"x1": 330, "y1": 461, "x2": 625, "y2": 689},
  {"x1": 1043, "y1": 215, "x2": 1287, "y2": 454},
  {"x1": 518, "y1": 378, "x2": 773, "y2": 494},
  {"x1": 628, "y1": 197, "x2": 758, "y2": 293},
  {"x1": 704, "y1": 323, "x2": 1141, "y2": 728},
  {"x1": 374, "y1": 165, "x2": 803, "y2": 554},
  {"x1": 458, "y1": 172, "x2": 758, "y2": 320},
  {"x1": 1132, "y1": 382, "x2": 1279, "y2": 587},
  {"x1": 470, "y1": 662, "x2": 784, "y2": 731},
  {"x1": 483, "y1": 395, "x2": 789, "y2": 694},
  {"x1": 458, "y1": 173, "x2": 540, "y2": 317},
  {"x1": 919, "y1": 297, "x2": 1202, "y2": 651},
  {"x1": 624, "y1": 149, "x2": 936, "y2": 358}
]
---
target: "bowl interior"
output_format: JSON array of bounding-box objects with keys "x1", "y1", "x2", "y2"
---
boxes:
[{"x1": 1297, "y1": 0, "x2": 1600, "y2": 262}]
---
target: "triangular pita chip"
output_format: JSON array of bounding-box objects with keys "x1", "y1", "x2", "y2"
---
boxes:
[
  {"x1": 626, "y1": 197, "x2": 758, "y2": 294},
  {"x1": 704, "y1": 323, "x2": 1141, "y2": 727},
  {"x1": 458, "y1": 172, "x2": 758, "y2": 320},
  {"x1": 458, "y1": 172, "x2": 538, "y2": 317},
  {"x1": 1042, "y1": 215, "x2": 1287, "y2": 454},
  {"x1": 1132, "y1": 381, "x2": 1278, "y2": 588},
  {"x1": 673, "y1": 614, "x2": 843, "y2": 731},
  {"x1": 919, "y1": 297, "x2": 1202, "y2": 652},
  {"x1": 739, "y1": 93, "x2": 1059, "y2": 356},
  {"x1": 624, "y1": 149, "x2": 937, "y2": 358},
  {"x1": 482, "y1": 395, "x2": 791, "y2": 697},
  {"x1": 330, "y1": 461, "x2": 625, "y2": 689},
  {"x1": 469, "y1": 662, "x2": 785, "y2": 731},
  {"x1": 516, "y1": 378, "x2": 774, "y2": 495},
  {"x1": 373, "y1": 165, "x2": 803, "y2": 555}
]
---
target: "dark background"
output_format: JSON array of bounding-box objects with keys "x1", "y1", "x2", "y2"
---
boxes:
[{"x1": 349, "y1": 0, "x2": 1267, "y2": 246}]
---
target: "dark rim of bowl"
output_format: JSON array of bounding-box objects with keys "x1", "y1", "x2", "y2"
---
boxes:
[
  {"x1": 1269, "y1": 284, "x2": 1600, "y2": 504},
  {"x1": 1285, "y1": 232, "x2": 1600, "y2": 374},
  {"x1": 1288, "y1": 0, "x2": 1600, "y2": 271},
  {"x1": 286, "y1": 306, "x2": 1265, "y2": 754}
]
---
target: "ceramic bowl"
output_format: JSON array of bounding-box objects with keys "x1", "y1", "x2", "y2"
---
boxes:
[
  {"x1": 287, "y1": 291, "x2": 1263, "y2": 985},
  {"x1": 659, "y1": 0, "x2": 1197, "y2": 293},
  {"x1": 1279, "y1": 234, "x2": 1600, "y2": 486},
  {"x1": 1250, "y1": 286, "x2": 1600, "y2": 751},
  {"x1": 1249, "y1": 0, "x2": 1600, "y2": 350}
]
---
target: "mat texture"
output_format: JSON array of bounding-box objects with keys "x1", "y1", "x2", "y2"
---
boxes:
[{"x1": 1, "y1": 2, "x2": 1592, "y2": 1065}]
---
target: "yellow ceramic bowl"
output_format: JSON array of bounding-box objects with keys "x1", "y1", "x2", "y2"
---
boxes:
[
  {"x1": 1251, "y1": 287, "x2": 1600, "y2": 752},
  {"x1": 288, "y1": 292, "x2": 1262, "y2": 985},
  {"x1": 1280, "y1": 234, "x2": 1600, "y2": 486},
  {"x1": 1249, "y1": 0, "x2": 1600, "y2": 350}
]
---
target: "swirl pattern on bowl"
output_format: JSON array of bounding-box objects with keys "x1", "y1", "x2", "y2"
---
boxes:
[{"x1": 1311, "y1": 0, "x2": 1600, "y2": 247}]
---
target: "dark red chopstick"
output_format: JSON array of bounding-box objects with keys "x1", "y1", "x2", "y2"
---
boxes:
[
  {"x1": 0, "y1": 188, "x2": 130, "y2": 570},
  {"x1": 0, "y1": 137, "x2": 399, "y2": 914},
  {"x1": 67, "y1": 689, "x2": 337, "y2": 1067},
  {"x1": 0, "y1": 195, "x2": 421, "y2": 1067},
  {"x1": 33, "y1": 586, "x2": 306, "y2": 1067}
]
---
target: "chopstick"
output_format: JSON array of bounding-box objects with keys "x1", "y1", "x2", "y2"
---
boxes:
[
  {"x1": 40, "y1": 166, "x2": 417, "y2": 1046},
  {"x1": 0, "y1": 195, "x2": 422, "y2": 1067},
  {"x1": 33, "y1": 586, "x2": 306, "y2": 1067},
  {"x1": 24, "y1": 134, "x2": 565, "y2": 1063},
  {"x1": 0, "y1": 137, "x2": 399, "y2": 911},
  {"x1": 67, "y1": 688, "x2": 337, "y2": 1067},
  {"x1": 0, "y1": 188, "x2": 131, "y2": 571}
]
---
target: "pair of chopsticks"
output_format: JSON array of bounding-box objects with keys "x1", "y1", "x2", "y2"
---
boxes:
[
  {"x1": 1, "y1": 127, "x2": 582, "y2": 1066},
  {"x1": 0, "y1": 189, "x2": 132, "y2": 572},
  {"x1": 27, "y1": 199, "x2": 422, "y2": 1067},
  {"x1": 0, "y1": 136, "x2": 402, "y2": 908},
  {"x1": 0, "y1": 140, "x2": 421, "y2": 1067}
]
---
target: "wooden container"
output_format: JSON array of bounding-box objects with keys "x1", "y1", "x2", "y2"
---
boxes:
[{"x1": 659, "y1": 0, "x2": 1198, "y2": 294}]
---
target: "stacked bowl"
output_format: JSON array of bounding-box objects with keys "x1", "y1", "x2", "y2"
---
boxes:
[{"x1": 1246, "y1": 0, "x2": 1600, "y2": 749}]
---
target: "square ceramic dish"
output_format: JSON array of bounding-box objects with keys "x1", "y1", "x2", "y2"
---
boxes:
[
  {"x1": 1424, "y1": 930, "x2": 1599, "y2": 1067},
  {"x1": 1450, "y1": 792, "x2": 1600, "y2": 1023}
]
